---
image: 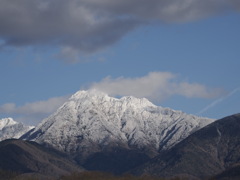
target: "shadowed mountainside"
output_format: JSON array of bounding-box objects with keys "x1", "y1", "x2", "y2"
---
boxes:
[
  {"x1": 211, "y1": 164, "x2": 240, "y2": 180},
  {"x1": 131, "y1": 113, "x2": 240, "y2": 179},
  {"x1": 0, "y1": 139, "x2": 83, "y2": 179}
]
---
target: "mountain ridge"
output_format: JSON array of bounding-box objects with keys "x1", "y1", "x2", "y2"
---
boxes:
[
  {"x1": 27, "y1": 90, "x2": 214, "y2": 151},
  {"x1": 131, "y1": 113, "x2": 240, "y2": 179},
  {"x1": 0, "y1": 118, "x2": 34, "y2": 141},
  {"x1": 23, "y1": 90, "x2": 215, "y2": 173},
  {"x1": 0, "y1": 139, "x2": 83, "y2": 179},
  {"x1": 1, "y1": 90, "x2": 239, "y2": 178}
]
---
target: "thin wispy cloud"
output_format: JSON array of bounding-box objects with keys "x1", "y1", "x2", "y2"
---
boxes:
[
  {"x1": 198, "y1": 87, "x2": 240, "y2": 115},
  {"x1": 89, "y1": 72, "x2": 223, "y2": 102},
  {"x1": 0, "y1": 0, "x2": 239, "y2": 62}
]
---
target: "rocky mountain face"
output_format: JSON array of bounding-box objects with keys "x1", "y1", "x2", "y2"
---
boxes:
[
  {"x1": 131, "y1": 113, "x2": 240, "y2": 179},
  {"x1": 0, "y1": 118, "x2": 34, "y2": 141},
  {"x1": 24, "y1": 90, "x2": 214, "y2": 173},
  {"x1": 0, "y1": 139, "x2": 83, "y2": 180}
]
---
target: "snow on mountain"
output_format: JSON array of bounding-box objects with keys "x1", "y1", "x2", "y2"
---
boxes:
[
  {"x1": 26, "y1": 90, "x2": 215, "y2": 157},
  {"x1": 0, "y1": 118, "x2": 34, "y2": 141}
]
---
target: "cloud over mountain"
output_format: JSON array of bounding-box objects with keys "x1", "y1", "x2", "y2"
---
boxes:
[
  {"x1": 0, "y1": 95, "x2": 69, "y2": 125},
  {"x1": 0, "y1": 71, "x2": 224, "y2": 124},
  {"x1": 0, "y1": 0, "x2": 239, "y2": 62},
  {"x1": 89, "y1": 72, "x2": 223, "y2": 102}
]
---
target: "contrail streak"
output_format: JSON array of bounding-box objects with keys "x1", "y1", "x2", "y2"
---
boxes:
[{"x1": 197, "y1": 87, "x2": 240, "y2": 115}]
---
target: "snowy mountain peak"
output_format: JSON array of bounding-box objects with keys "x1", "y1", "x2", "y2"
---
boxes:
[
  {"x1": 27, "y1": 89, "x2": 215, "y2": 158},
  {"x1": 0, "y1": 118, "x2": 34, "y2": 141},
  {"x1": 0, "y1": 118, "x2": 17, "y2": 130},
  {"x1": 120, "y1": 96, "x2": 156, "y2": 108},
  {"x1": 70, "y1": 89, "x2": 156, "y2": 110},
  {"x1": 70, "y1": 89, "x2": 109, "y2": 100}
]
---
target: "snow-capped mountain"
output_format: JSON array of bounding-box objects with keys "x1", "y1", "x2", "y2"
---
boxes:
[
  {"x1": 0, "y1": 118, "x2": 34, "y2": 141},
  {"x1": 26, "y1": 90, "x2": 215, "y2": 158}
]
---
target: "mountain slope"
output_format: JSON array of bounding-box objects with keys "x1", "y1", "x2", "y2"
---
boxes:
[
  {"x1": 25, "y1": 90, "x2": 214, "y2": 173},
  {"x1": 0, "y1": 118, "x2": 34, "y2": 141},
  {"x1": 213, "y1": 164, "x2": 240, "y2": 180},
  {"x1": 0, "y1": 139, "x2": 83, "y2": 179},
  {"x1": 131, "y1": 113, "x2": 240, "y2": 179}
]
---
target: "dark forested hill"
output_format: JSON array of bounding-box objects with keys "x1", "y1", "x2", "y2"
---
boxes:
[{"x1": 0, "y1": 139, "x2": 83, "y2": 179}]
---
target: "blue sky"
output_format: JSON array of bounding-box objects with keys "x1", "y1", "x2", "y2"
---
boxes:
[{"x1": 0, "y1": 0, "x2": 240, "y2": 125}]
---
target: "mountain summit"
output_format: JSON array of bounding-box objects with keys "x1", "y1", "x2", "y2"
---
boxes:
[
  {"x1": 0, "y1": 118, "x2": 34, "y2": 141},
  {"x1": 25, "y1": 90, "x2": 215, "y2": 173}
]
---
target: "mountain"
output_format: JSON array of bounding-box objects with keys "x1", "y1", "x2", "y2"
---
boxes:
[
  {"x1": 131, "y1": 113, "x2": 240, "y2": 179},
  {"x1": 25, "y1": 90, "x2": 214, "y2": 173},
  {"x1": 0, "y1": 139, "x2": 83, "y2": 179},
  {"x1": 0, "y1": 118, "x2": 34, "y2": 141},
  {"x1": 213, "y1": 164, "x2": 240, "y2": 180}
]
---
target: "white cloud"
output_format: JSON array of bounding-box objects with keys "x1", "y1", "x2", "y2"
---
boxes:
[
  {"x1": 0, "y1": 95, "x2": 69, "y2": 125},
  {"x1": 89, "y1": 72, "x2": 223, "y2": 102},
  {"x1": 0, "y1": 103, "x2": 16, "y2": 113},
  {"x1": 16, "y1": 96, "x2": 69, "y2": 115}
]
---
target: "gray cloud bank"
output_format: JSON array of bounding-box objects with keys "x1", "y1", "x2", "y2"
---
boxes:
[{"x1": 0, "y1": 0, "x2": 239, "y2": 62}]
